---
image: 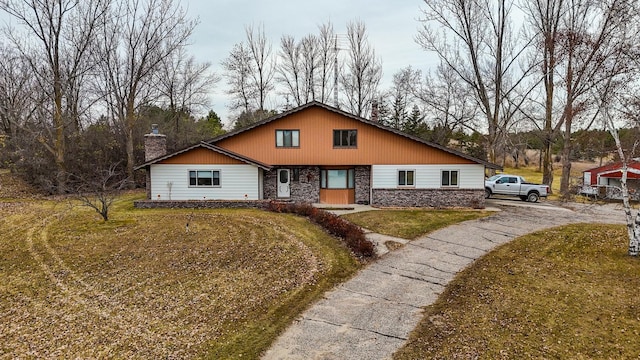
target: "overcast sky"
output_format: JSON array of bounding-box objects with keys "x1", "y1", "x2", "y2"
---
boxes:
[
  {"x1": 0, "y1": 1, "x2": 438, "y2": 124},
  {"x1": 183, "y1": 0, "x2": 437, "y2": 123}
]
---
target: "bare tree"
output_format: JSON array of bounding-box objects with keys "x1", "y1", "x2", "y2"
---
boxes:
[
  {"x1": 0, "y1": 44, "x2": 34, "y2": 140},
  {"x1": 157, "y1": 48, "x2": 219, "y2": 145},
  {"x1": 277, "y1": 35, "x2": 304, "y2": 106},
  {"x1": 278, "y1": 22, "x2": 339, "y2": 108},
  {"x1": 1, "y1": 0, "x2": 108, "y2": 193},
  {"x1": 416, "y1": 64, "x2": 480, "y2": 145},
  {"x1": 222, "y1": 42, "x2": 255, "y2": 114},
  {"x1": 521, "y1": 0, "x2": 564, "y2": 187},
  {"x1": 556, "y1": 0, "x2": 635, "y2": 194},
  {"x1": 277, "y1": 33, "x2": 322, "y2": 107},
  {"x1": 418, "y1": 0, "x2": 535, "y2": 165},
  {"x1": 598, "y1": 74, "x2": 640, "y2": 255},
  {"x1": 382, "y1": 66, "x2": 421, "y2": 129},
  {"x1": 97, "y1": 0, "x2": 196, "y2": 183},
  {"x1": 591, "y1": 0, "x2": 640, "y2": 255},
  {"x1": 222, "y1": 24, "x2": 276, "y2": 126},
  {"x1": 522, "y1": 0, "x2": 636, "y2": 194},
  {"x1": 341, "y1": 20, "x2": 382, "y2": 118},
  {"x1": 74, "y1": 163, "x2": 129, "y2": 221},
  {"x1": 245, "y1": 24, "x2": 276, "y2": 111},
  {"x1": 316, "y1": 21, "x2": 336, "y2": 104}
]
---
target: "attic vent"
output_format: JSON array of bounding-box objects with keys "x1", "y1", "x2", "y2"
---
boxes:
[{"x1": 151, "y1": 124, "x2": 159, "y2": 134}]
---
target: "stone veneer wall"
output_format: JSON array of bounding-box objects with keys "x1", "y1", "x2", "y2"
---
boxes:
[
  {"x1": 290, "y1": 167, "x2": 320, "y2": 203},
  {"x1": 372, "y1": 188, "x2": 485, "y2": 208},
  {"x1": 264, "y1": 167, "x2": 320, "y2": 202},
  {"x1": 354, "y1": 166, "x2": 371, "y2": 204},
  {"x1": 134, "y1": 200, "x2": 270, "y2": 209},
  {"x1": 263, "y1": 169, "x2": 277, "y2": 200}
]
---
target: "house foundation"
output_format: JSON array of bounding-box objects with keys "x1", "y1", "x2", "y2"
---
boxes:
[{"x1": 372, "y1": 188, "x2": 485, "y2": 208}]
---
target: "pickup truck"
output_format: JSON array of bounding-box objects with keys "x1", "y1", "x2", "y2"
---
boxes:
[{"x1": 484, "y1": 174, "x2": 550, "y2": 202}]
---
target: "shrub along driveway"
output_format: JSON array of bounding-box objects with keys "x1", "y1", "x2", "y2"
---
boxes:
[{"x1": 262, "y1": 200, "x2": 626, "y2": 359}]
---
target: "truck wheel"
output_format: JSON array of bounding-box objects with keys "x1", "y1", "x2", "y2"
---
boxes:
[
  {"x1": 527, "y1": 192, "x2": 540, "y2": 203},
  {"x1": 485, "y1": 188, "x2": 491, "y2": 199}
]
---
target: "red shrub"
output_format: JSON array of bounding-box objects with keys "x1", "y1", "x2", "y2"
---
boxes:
[{"x1": 267, "y1": 201, "x2": 375, "y2": 258}]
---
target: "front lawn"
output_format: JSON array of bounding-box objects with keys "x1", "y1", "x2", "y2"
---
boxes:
[
  {"x1": 0, "y1": 198, "x2": 360, "y2": 359},
  {"x1": 394, "y1": 224, "x2": 640, "y2": 359},
  {"x1": 342, "y1": 209, "x2": 491, "y2": 239}
]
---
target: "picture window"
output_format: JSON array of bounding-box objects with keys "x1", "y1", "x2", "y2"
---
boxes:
[{"x1": 189, "y1": 170, "x2": 220, "y2": 187}]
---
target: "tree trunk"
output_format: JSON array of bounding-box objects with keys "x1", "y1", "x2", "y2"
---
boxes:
[
  {"x1": 610, "y1": 126, "x2": 639, "y2": 256},
  {"x1": 542, "y1": 136, "x2": 554, "y2": 192},
  {"x1": 560, "y1": 116, "x2": 573, "y2": 195},
  {"x1": 125, "y1": 125, "x2": 135, "y2": 187},
  {"x1": 125, "y1": 98, "x2": 136, "y2": 187},
  {"x1": 54, "y1": 72, "x2": 66, "y2": 194},
  {"x1": 620, "y1": 165, "x2": 639, "y2": 256}
]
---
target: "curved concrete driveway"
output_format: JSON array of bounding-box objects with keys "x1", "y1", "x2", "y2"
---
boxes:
[{"x1": 263, "y1": 201, "x2": 625, "y2": 360}]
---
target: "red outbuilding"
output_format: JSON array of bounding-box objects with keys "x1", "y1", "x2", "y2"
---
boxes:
[{"x1": 581, "y1": 160, "x2": 640, "y2": 199}]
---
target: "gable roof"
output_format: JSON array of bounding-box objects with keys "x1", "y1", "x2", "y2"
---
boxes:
[
  {"x1": 583, "y1": 160, "x2": 640, "y2": 174},
  {"x1": 134, "y1": 141, "x2": 272, "y2": 171},
  {"x1": 207, "y1": 101, "x2": 501, "y2": 170}
]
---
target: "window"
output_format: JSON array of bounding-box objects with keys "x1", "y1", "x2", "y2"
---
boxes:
[
  {"x1": 441, "y1": 170, "x2": 459, "y2": 187},
  {"x1": 398, "y1": 170, "x2": 415, "y2": 186},
  {"x1": 333, "y1": 129, "x2": 357, "y2": 147},
  {"x1": 321, "y1": 169, "x2": 355, "y2": 189},
  {"x1": 276, "y1": 130, "x2": 299, "y2": 147},
  {"x1": 292, "y1": 168, "x2": 300, "y2": 182},
  {"x1": 189, "y1": 170, "x2": 220, "y2": 187}
]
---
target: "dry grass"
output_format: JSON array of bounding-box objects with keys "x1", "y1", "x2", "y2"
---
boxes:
[
  {"x1": 0, "y1": 193, "x2": 360, "y2": 358},
  {"x1": 342, "y1": 209, "x2": 491, "y2": 239},
  {"x1": 394, "y1": 224, "x2": 640, "y2": 359}
]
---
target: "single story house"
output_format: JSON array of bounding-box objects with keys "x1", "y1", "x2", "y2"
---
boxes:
[
  {"x1": 136, "y1": 101, "x2": 501, "y2": 208},
  {"x1": 581, "y1": 160, "x2": 640, "y2": 199}
]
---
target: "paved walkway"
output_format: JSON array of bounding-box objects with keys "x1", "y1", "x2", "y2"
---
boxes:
[{"x1": 263, "y1": 200, "x2": 626, "y2": 359}]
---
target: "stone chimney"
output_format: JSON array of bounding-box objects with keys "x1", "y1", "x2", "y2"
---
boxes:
[
  {"x1": 144, "y1": 124, "x2": 166, "y2": 161},
  {"x1": 370, "y1": 99, "x2": 379, "y2": 122}
]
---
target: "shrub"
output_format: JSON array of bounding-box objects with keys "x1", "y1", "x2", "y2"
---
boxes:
[{"x1": 267, "y1": 201, "x2": 375, "y2": 258}]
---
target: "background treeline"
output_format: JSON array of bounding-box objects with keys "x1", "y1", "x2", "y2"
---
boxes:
[{"x1": 1, "y1": 0, "x2": 640, "y2": 195}]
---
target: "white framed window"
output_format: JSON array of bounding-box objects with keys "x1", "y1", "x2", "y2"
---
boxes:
[
  {"x1": 189, "y1": 170, "x2": 220, "y2": 187},
  {"x1": 441, "y1": 170, "x2": 459, "y2": 187},
  {"x1": 398, "y1": 170, "x2": 415, "y2": 187},
  {"x1": 276, "y1": 130, "x2": 300, "y2": 147}
]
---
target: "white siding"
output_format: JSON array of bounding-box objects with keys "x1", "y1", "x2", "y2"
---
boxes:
[
  {"x1": 372, "y1": 164, "x2": 485, "y2": 189},
  {"x1": 150, "y1": 164, "x2": 260, "y2": 200}
]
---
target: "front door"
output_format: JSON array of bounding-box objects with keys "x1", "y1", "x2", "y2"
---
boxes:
[{"x1": 277, "y1": 169, "x2": 290, "y2": 198}]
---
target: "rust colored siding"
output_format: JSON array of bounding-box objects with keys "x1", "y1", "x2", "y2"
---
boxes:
[
  {"x1": 158, "y1": 147, "x2": 245, "y2": 165},
  {"x1": 319, "y1": 189, "x2": 355, "y2": 204},
  {"x1": 216, "y1": 107, "x2": 474, "y2": 166}
]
